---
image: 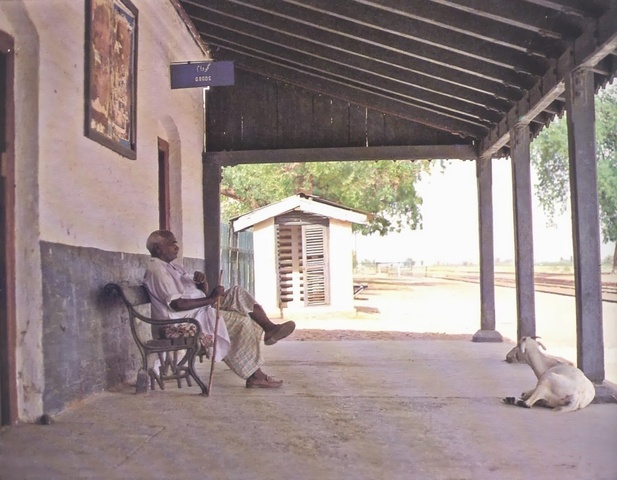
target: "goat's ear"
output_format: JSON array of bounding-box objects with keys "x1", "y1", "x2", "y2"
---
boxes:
[
  {"x1": 520, "y1": 337, "x2": 527, "y2": 353},
  {"x1": 536, "y1": 340, "x2": 547, "y2": 350}
]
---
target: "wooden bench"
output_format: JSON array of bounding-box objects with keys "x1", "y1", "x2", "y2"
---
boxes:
[{"x1": 105, "y1": 283, "x2": 208, "y2": 395}]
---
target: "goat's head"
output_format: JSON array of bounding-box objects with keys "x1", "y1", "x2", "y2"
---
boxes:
[{"x1": 519, "y1": 336, "x2": 546, "y2": 353}]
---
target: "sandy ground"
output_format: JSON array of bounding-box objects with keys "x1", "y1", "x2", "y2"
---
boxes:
[
  {"x1": 277, "y1": 278, "x2": 480, "y2": 338},
  {"x1": 275, "y1": 274, "x2": 617, "y2": 385}
]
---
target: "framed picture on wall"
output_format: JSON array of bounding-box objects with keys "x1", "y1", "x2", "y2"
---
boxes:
[{"x1": 85, "y1": 0, "x2": 138, "y2": 159}]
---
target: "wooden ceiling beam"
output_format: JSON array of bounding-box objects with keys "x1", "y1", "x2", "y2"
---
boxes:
[
  {"x1": 204, "y1": 38, "x2": 505, "y2": 123},
  {"x1": 183, "y1": 0, "x2": 538, "y2": 89},
  {"x1": 202, "y1": 25, "x2": 512, "y2": 112},
  {"x1": 277, "y1": 0, "x2": 549, "y2": 74},
  {"x1": 519, "y1": 0, "x2": 607, "y2": 17},
  {"x1": 355, "y1": 0, "x2": 567, "y2": 56},
  {"x1": 427, "y1": 0, "x2": 583, "y2": 39},
  {"x1": 479, "y1": 2, "x2": 617, "y2": 159},
  {"x1": 194, "y1": 17, "x2": 525, "y2": 102},
  {"x1": 204, "y1": 144, "x2": 477, "y2": 166}
]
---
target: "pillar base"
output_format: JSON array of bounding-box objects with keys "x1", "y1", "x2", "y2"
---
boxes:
[
  {"x1": 592, "y1": 382, "x2": 617, "y2": 404},
  {"x1": 472, "y1": 329, "x2": 503, "y2": 343}
]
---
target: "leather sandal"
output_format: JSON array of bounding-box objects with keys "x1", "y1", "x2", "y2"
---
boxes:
[
  {"x1": 246, "y1": 375, "x2": 283, "y2": 389},
  {"x1": 264, "y1": 321, "x2": 296, "y2": 346}
]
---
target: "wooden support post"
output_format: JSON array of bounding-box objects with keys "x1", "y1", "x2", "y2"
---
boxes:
[
  {"x1": 565, "y1": 68, "x2": 605, "y2": 383},
  {"x1": 203, "y1": 160, "x2": 222, "y2": 290},
  {"x1": 510, "y1": 124, "x2": 536, "y2": 339},
  {"x1": 473, "y1": 157, "x2": 502, "y2": 342}
]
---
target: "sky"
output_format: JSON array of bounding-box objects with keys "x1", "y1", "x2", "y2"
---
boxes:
[{"x1": 354, "y1": 159, "x2": 615, "y2": 265}]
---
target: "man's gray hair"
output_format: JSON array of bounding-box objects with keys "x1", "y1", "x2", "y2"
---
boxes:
[{"x1": 146, "y1": 230, "x2": 172, "y2": 255}]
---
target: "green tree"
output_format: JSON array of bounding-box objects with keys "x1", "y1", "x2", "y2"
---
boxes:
[
  {"x1": 531, "y1": 85, "x2": 617, "y2": 272},
  {"x1": 221, "y1": 160, "x2": 430, "y2": 235}
]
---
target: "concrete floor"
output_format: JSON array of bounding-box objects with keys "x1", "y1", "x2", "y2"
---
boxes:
[
  {"x1": 1, "y1": 277, "x2": 616, "y2": 480},
  {"x1": 1, "y1": 339, "x2": 616, "y2": 480}
]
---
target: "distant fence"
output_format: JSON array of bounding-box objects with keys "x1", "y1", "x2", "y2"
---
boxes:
[{"x1": 220, "y1": 223, "x2": 255, "y2": 295}]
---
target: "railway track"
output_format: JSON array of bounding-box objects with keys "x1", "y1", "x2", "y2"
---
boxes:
[
  {"x1": 354, "y1": 272, "x2": 617, "y2": 303},
  {"x1": 429, "y1": 273, "x2": 617, "y2": 303}
]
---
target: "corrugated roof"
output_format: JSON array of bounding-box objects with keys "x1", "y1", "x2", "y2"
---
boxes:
[{"x1": 231, "y1": 193, "x2": 370, "y2": 231}]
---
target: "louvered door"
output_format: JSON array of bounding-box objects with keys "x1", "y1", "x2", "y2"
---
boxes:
[
  {"x1": 302, "y1": 224, "x2": 329, "y2": 306},
  {"x1": 276, "y1": 224, "x2": 304, "y2": 308},
  {"x1": 276, "y1": 221, "x2": 330, "y2": 308}
]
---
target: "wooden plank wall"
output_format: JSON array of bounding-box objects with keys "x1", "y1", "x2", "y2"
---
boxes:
[{"x1": 206, "y1": 70, "x2": 463, "y2": 153}]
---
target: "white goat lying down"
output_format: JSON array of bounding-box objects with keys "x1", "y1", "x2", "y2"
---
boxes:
[
  {"x1": 505, "y1": 344, "x2": 573, "y2": 367},
  {"x1": 503, "y1": 336, "x2": 596, "y2": 412}
]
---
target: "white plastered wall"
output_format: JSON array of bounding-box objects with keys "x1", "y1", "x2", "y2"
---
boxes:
[
  {"x1": 34, "y1": 0, "x2": 207, "y2": 258},
  {"x1": 328, "y1": 219, "x2": 355, "y2": 311},
  {"x1": 252, "y1": 218, "x2": 279, "y2": 314},
  {"x1": 0, "y1": 0, "x2": 209, "y2": 420}
]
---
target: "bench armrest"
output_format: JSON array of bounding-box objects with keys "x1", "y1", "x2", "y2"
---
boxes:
[{"x1": 105, "y1": 282, "x2": 203, "y2": 341}]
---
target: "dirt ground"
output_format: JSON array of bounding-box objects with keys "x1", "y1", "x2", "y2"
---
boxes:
[
  {"x1": 278, "y1": 277, "x2": 478, "y2": 342},
  {"x1": 291, "y1": 329, "x2": 472, "y2": 341},
  {"x1": 279, "y1": 272, "x2": 615, "y2": 344}
]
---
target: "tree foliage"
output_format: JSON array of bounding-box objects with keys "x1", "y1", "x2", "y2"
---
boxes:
[
  {"x1": 531, "y1": 84, "x2": 617, "y2": 269},
  {"x1": 595, "y1": 88, "x2": 617, "y2": 246},
  {"x1": 530, "y1": 117, "x2": 569, "y2": 224},
  {"x1": 221, "y1": 160, "x2": 430, "y2": 235}
]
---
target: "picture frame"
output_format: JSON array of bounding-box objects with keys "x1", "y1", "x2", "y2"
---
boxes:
[{"x1": 85, "y1": 0, "x2": 138, "y2": 159}]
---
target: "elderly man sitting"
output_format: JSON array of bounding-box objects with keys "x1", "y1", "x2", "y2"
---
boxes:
[{"x1": 144, "y1": 230, "x2": 295, "y2": 388}]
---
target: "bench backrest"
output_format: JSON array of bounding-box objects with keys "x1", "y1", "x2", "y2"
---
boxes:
[
  {"x1": 106, "y1": 283, "x2": 166, "y2": 341},
  {"x1": 114, "y1": 284, "x2": 150, "y2": 307}
]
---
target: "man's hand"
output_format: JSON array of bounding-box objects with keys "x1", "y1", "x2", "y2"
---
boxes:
[
  {"x1": 193, "y1": 271, "x2": 209, "y2": 293},
  {"x1": 193, "y1": 271, "x2": 206, "y2": 285},
  {"x1": 210, "y1": 285, "x2": 225, "y2": 298}
]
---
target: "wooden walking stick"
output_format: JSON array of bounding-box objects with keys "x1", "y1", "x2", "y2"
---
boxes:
[{"x1": 207, "y1": 270, "x2": 223, "y2": 396}]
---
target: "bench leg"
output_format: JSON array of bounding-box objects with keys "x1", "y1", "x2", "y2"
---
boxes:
[
  {"x1": 172, "y1": 352, "x2": 184, "y2": 388},
  {"x1": 176, "y1": 366, "x2": 193, "y2": 387},
  {"x1": 157, "y1": 351, "x2": 192, "y2": 389},
  {"x1": 148, "y1": 367, "x2": 165, "y2": 390},
  {"x1": 186, "y1": 347, "x2": 208, "y2": 395},
  {"x1": 136, "y1": 351, "x2": 154, "y2": 393}
]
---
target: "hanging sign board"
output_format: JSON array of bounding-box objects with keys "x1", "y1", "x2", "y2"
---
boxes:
[{"x1": 170, "y1": 61, "x2": 235, "y2": 89}]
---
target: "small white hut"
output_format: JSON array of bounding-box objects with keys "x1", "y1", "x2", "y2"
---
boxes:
[{"x1": 231, "y1": 193, "x2": 369, "y2": 315}]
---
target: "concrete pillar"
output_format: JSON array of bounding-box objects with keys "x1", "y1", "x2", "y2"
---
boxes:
[
  {"x1": 510, "y1": 124, "x2": 536, "y2": 339},
  {"x1": 473, "y1": 157, "x2": 502, "y2": 342},
  {"x1": 565, "y1": 68, "x2": 605, "y2": 383},
  {"x1": 203, "y1": 160, "x2": 222, "y2": 290}
]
